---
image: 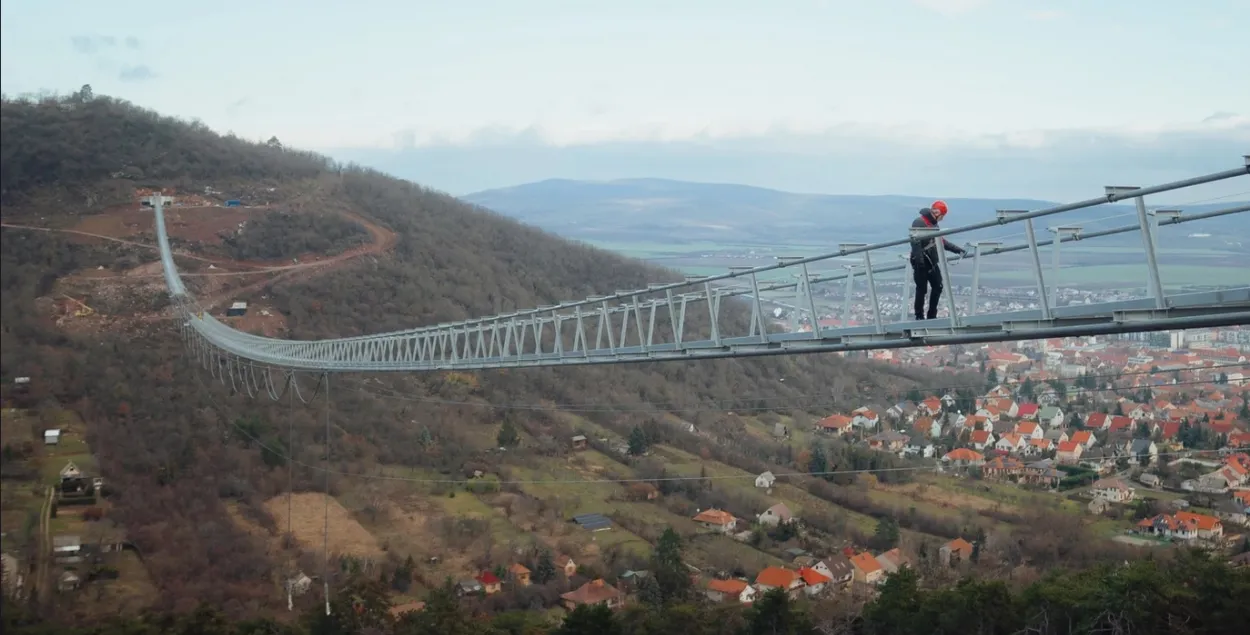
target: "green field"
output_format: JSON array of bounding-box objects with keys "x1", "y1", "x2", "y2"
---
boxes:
[
  {"x1": 585, "y1": 237, "x2": 1247, "y2": 290},
  {"x1": 982, "y1": 264, "x2": 1249, "y2": 289}
]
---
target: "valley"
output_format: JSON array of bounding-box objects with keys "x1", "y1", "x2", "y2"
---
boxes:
[{"x1": 1, "y1": 92, "x2": 1247, "y2": 635}]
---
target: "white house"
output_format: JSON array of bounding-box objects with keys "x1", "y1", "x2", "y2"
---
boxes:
[
  {"x1": 851, "y1": 407, "x2": 880, "y2": 429},
  {"x1": 995, "y1": 433, "x2": 1025, "y2": 453},
  {"x1": 758, "y1": 503, "x2": 794, "y2": 527},
  {"x1": 44, "y1": 429, "x2": 61, "y2": 445},
  {"x1": 1015, "y1": 421, "x2": 1042, "y2": 440},
  {"x1": 1091, "y1": 478, "x2": 1136, "y2": 503},
  {"x1": 755, "y1": 471, "x2": 776, "y2": 489},
  {"x1": 798, "y1": 567, "x2": 833, "y2": 597},
  {"x1": 693, "y1": 509, "x2": 737, "y2": 533},
  {"x1": 1038, "y1": 407, "x2": 1065, "y2": 428}
]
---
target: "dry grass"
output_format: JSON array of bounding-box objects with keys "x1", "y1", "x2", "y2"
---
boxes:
[
  {"x1": 263, "y1": 492, "x2": 382, "y2": 558},
  {"x1": 875, "y1": 481, "x2": 1019, "y2": 513}
]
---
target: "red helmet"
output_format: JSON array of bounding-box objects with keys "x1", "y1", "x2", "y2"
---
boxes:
[{"x1": 931, "y1": 200, "x2": 948, "y2": 219}]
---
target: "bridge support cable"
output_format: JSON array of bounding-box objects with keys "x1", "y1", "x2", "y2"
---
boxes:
[
  {"x1": 322, "y1": 372, "x2": 331, "y2": 617},
  {"x1": 153, "y1": 162, "x2": 1250, "y2": 372}
]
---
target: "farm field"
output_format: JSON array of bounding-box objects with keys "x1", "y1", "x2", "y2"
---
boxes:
[{"x1": 584, "y1": 236, "x2": 1249, "y2": 290}]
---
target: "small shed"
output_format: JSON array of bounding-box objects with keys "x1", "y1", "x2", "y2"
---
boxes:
[
  {"x1": 226, "y1": 301, "x2": 248, "y2": 317},
  {"x1": 570, "y1": 435, "x2": 588, "y2": 451},
  {"x1": 44, "y1": 429, "x2": 61, "y2": 445},
  {"x1": 572, "y1": 513, "x2": 612, "y2": 532},
  {"x1": 225, "y1": 199, "x2": 242, "y2": 207}
]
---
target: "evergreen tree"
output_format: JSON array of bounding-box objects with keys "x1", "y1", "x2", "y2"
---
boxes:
[
  {"x1": 807, "y1": 442, "x2": 828, "y2": 476},
  {"x1": 651, "y1": 527, "x2": 690, "y2": 603},
  {"x1": 533, "y1": 550, "x2": 557, "y2": 584},
  {"x1": 628, "y1": 425, "x2": 648, "y2": 456},
  {"x1": 496, "y1": 418, "x2": 519, "y2": 448},
  {"x1": 555, "y1": 604, "x2": 621, "y2": 635},
  {"x1": 871, "y1": 517, "x2": 901, "y2": 550},
  {"x1": 744, "y1": 587, "x2": 817, "y2": 635}
]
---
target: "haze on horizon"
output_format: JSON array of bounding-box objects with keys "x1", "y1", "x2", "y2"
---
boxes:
[{"x1": 2, "y1": 0, "x2": 1247, "y2": 201}]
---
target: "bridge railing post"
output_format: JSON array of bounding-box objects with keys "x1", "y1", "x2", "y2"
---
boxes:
[
  {"x1": 1148, "y1": 209, "x2": 1182, "y2": 295},
  {"x1": 1047, "y1": 226, "x2": 1082, "y2": 311},
  {"x1": 898, "y1": 254, "x2": 912, "y2": 322},
  {"x1": 841, "y1": 265, "x2": 857, "y2": 328},
  {"x1": 841, "y1": 243, "x2": 881, "y2": 332},
  {"x1": 799, "y1": 262, "x2": 822, "y2": 338},
  {"x1": 969, "y1": 241, "x2": 1001, "y2": 317},
  {"x1": 997, "y1": 210, "x2": 1050, "y2": 320},
  {"x1": 1107, "y1": 186, "x2": 1166, "y2": 309}
]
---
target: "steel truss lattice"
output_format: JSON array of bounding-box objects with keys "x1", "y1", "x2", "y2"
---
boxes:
[{"x1": 159, "y1": 158, "x2": 1250, "y2": 372}]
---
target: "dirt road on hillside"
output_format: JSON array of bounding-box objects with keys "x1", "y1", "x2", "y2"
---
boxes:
[
  {"x1": 3, "y1": 209, "x2": 399, "y2": 311},
  {"x1": 198, "y1": 210, "x2": 398, "y2": 309}
]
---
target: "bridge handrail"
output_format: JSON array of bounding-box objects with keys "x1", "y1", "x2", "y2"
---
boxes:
[{"x1": 155, "y1": 160, "x2": 1249, "y2": 349}]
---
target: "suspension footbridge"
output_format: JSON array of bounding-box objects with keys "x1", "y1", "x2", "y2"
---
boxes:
[{"x1": 163, "y1": 158, "x2": 1250, "y2": 372}]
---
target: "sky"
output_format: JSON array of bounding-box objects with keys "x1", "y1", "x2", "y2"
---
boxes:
[{"x1": 2, "y1": 0, "x2": 1248, "y2": 200}]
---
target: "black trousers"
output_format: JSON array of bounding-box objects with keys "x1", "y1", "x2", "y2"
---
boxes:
[{"x1": 912, "y1": 262, "x2": 943, "y2": 320}]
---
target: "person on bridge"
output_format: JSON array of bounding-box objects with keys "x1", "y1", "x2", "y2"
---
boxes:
[{"x1": 910, "y1": 200, "x2": 967, "y2": 321}]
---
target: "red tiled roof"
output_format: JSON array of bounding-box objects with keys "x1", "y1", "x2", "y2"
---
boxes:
[
  {"x1": 798, "y1": 566, "x2": 832, "y2": 586},
  {"x1": 477, "y1": 570, "x2": 501, "y2": 584},
  {"x1": 707, "y1": 578, "x2": 749, "y2": 595},
  {"x1": 561, "y1": 579, "x2": 623, "y2": 606},
  {"x1": 693, "y1": 509, "x2": 735, "y2": 525},
  {"x1": 850, "y1": 552, "x2": 882, "y2": 574},
  {"x1": 755, "y1": 566, "x2": 799, "y2": 588}
]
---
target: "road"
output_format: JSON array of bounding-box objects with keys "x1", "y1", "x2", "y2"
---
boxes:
[
  {"x1": 31, "y1": 485, "x2": 52, "y2": 606},
  {"x1": 3, "y1": 209, "x2": 399, "y2": 310}
]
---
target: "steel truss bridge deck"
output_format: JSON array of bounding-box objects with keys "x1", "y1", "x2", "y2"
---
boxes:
[{"x1": 160, "y1": 158, "x2": 1250, "y2": 372}]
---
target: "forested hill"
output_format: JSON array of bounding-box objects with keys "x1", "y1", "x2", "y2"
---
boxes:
[{"x1": 0, "y1": 91, "x2": 971, "y2": 622}]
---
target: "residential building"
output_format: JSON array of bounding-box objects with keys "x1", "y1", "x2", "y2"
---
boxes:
[
  {"x1": 875, "y1": 548, "x2": 910, "y2": 575},
  {"x1": 758, "y1": 503, "x2": 794, "y2": 528},
  {"x1": 942, "y1": 448, "x2": 985, "y2": 468},
  {"x1": 1136, "y1": 511, "x2": 1223, "y2": 541},
  {"x1": 693, "y1": 509, "x2": 737, "y2": 533},
  {"x1": 818, "y1": 414, "x2": 853, "y2": 435},
  {"x1": 755, "y1": 566, "x2": 804, "y2": 597},
  {"x1": 798, "y1": 567, "x2": 833, "y2": 597},
  {"x1": 1038, "y1": 406, "x2": 1065, "y2": 428},
  {"x1": 555, "y1": 555, "x2": 578, "y2": 577},
  {"x1": 1056, "y1": 441, "x2": 1084, "y2": 464},
  {"x1": 706, "y1": 578, "x2": 756, "y2": 604},
  {"x1": 507, "y1": 563, "x2": 531, "y2": 587},
  {"x1": 850, "y1": 552, "x2": 884, "y2": 585},
  {"x1": 852, "y1": 407, "x2": 880, "y2": 429},
  {"x1": 476, "y1": 571, "x2": 502, "y2": 595},
  {"x1": 813, "y1": 555, "x2": 854, "y2": 589},
  {"x1": 755, "y1": 471, "x2": 776, "y2": 489},
  {"x1": 1091, "y1": 478, "x2": 1135, "y2": 503},
  {"x1": 561, "y1": 579, "x2": 625, "y2": 610},
  {"x1": 939, "y1": 538, "x2": 974, "y2": 567}
]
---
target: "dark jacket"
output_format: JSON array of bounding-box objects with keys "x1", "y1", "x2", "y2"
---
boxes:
[{"x1": 910, "y1": 208, "x2": 965, "y2": 268}]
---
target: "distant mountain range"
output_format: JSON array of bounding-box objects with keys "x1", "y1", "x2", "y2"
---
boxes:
[{"x1": 462, "y1": 178, "x2": 1249, "y2": 249}]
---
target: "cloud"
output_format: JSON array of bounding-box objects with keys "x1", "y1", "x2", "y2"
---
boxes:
[
  {"x1": 118, "y1": 65, "x2": 157, "y2": 82},
  {"x1": 911, "y1": 0, "x2": 991, "y2": 15},
  {"x1": 330, "y1": 117, "x2": 1250, "y2": 201},
  {"x1": 225, "y1": 98, "x2": 251, "y2": 117},
  {"x1": 1025, "y1": 9, "x2": 1066, "y2": 21},
  {"x1": 71, "y1": 35, "x2": 118, "y2": 55}
]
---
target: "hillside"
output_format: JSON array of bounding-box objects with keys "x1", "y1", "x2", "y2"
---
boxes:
[{"x1": 0, "y1": 92, "x2": 983, "y2": 622}]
